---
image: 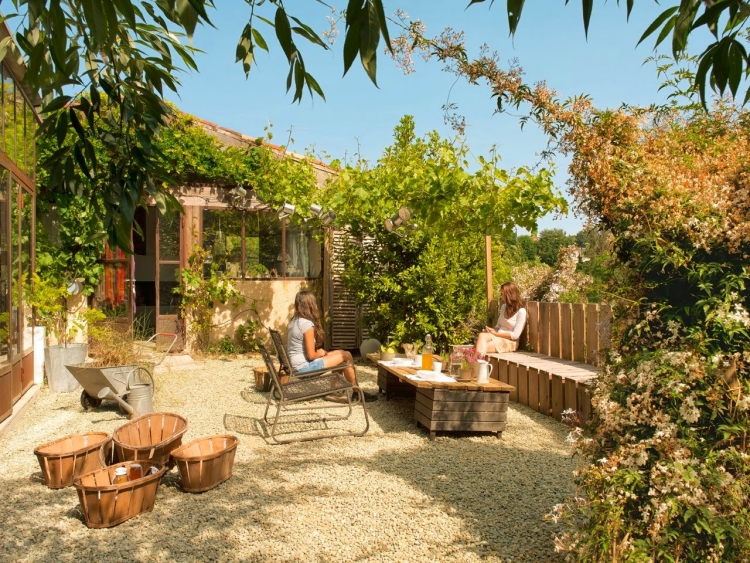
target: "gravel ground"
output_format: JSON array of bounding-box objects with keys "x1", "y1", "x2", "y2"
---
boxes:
[{"x1": 0, "y1": 356, "x2": 577, "y2": 563}]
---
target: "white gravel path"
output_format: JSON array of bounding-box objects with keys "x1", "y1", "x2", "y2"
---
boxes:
[{"x1": 0, "y1": 356, "x2": 577, "y2": 562}]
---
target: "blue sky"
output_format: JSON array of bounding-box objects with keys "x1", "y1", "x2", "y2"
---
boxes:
[{"x1": 166, "y1": 1, "x2": 679, "y2": 235}]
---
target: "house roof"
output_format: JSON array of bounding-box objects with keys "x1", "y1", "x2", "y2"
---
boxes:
[{"x1": 194, "y1": 117, "x2": 338, "y2": 187}]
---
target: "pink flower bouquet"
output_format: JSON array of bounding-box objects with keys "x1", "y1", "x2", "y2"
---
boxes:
[{"x1": 460, "y1": 346, "x2": 483, "y2": 368}]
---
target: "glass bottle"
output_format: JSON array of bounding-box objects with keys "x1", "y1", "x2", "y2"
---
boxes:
[
  {"x1": 421, "y1": 334, "x2": 433, "y2": 371},
  {"x1": 113, "y1": 466, "x2": 129, "y2": 485},
  {"x1": 129, "y1": 463, "x2": 143, "y2": 480}
]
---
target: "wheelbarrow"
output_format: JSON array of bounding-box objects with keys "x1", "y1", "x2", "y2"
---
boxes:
[{"x1": 67, "y1": 364, "x2": 155, "y2": 417}]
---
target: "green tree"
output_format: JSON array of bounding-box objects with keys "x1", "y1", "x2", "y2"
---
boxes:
[
  {"x1": 4, "y1": 0, "x2": 740, "y2": 252},
  {"x1": 537, "y1": 228, "x2": 574, "y2": 266},
  {"x1": 329, "y1": 115, "x2": 566, "y2": 350},
  {"x1": 516, "y1": 235, "x2": 538, "y2": 262}
]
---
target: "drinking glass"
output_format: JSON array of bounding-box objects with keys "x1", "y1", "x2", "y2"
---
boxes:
[{"x1": 402, "y1": 343, "x2": 416, "y2": 361}]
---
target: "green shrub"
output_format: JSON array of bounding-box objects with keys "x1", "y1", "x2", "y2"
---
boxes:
[{"x1": 206, "y1": 336, "x2": 240, "y2": 356}]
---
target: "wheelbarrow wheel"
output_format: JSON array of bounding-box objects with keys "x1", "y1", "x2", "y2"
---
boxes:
[{"x1": 80, "y1": 390, "x2": 102, "y2": 411}]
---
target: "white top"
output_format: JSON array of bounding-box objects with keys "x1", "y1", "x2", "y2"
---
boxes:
[
  {"x1": 287, "y1": 316, "x2": 315, "y2": 371},
  {"x1": 494, "y1": 305, "x2": 527, "y2": 341}
]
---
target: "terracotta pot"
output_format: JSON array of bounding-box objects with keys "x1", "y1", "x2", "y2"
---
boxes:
[{"x1": 459, "y1": 367, "x2": 472, "y2": 380}]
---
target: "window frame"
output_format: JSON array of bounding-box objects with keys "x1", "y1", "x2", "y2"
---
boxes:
[{"x1": 200, "y1": 207, "x2": 322, "y2": 281}]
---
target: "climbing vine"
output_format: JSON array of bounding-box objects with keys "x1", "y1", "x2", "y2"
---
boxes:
[
  {"x1": 36, "y1": 101, "x2": 325, "y2": 292},
  {"x1": 177, "y1": 246, "x2": 245, "y2": 352}
]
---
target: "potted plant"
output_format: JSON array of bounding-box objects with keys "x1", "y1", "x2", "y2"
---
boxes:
[
  {"x1": 379, "y1": 335, "x2": 398, "y2": 361},
  {"x1": 26, "y1": 274, "x2": 88, "y2": 392},
  {"x1": 460, "y1": 347, "x2": 483, "y2": 380}
]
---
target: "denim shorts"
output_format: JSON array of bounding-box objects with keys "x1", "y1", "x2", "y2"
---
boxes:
[{"x1": 295, "y1": 357, "x2": 326, "y2": 374}]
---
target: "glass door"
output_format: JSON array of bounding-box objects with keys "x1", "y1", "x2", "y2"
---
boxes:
[{"x1": 155, "y1": 210, "x2": 183, "y2": 350}]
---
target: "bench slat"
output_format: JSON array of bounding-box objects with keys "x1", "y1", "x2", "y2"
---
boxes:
[
  {"x1": 551, "y1": 374, "x2": 564, "y2": 421},
  {"x1": 539, "y1": 370, "x2": 551, "y2": 416},
  {"x1": 528, "y1": 366, "x2": 540, "y2": 412},
  {"x1": 517, "y1": 365, "x2": 528, "y2": 407},
  {"x1": 508, "y1": 363, "x2": 518, "y2": 402}
]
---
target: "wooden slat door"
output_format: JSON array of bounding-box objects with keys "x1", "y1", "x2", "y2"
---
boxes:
[{"x1": 329, "y1": 231, "x2": 360, "y2": 350}]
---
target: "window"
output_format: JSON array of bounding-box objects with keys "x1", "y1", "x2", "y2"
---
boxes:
[
  {"x1": 3, "y1": 67, "x2": 15, "y2": 162},
  {"x1": 201, "y1": 209, "x2": 322, "y2": 279},
  {"x1": 0, "y1": 169, "x2": 8, "y2": 362},
  {"x1": 21, "y1": 189, "x2": 32, "y2": 351},
  {"x1": 9, "y1": 180, "x2": 19, "y2": 357},
  {"x1": 286, "y1": 221, "x2": 322, "y2": 278}
]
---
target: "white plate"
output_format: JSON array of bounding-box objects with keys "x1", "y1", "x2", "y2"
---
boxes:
[{"x1": 413, "y1": 370, "x2": 457, "y2": 383}]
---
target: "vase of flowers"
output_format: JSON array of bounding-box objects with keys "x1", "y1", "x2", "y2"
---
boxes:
[{"x1": 459, "y1": 347, "x2": 482, "y2": 380}]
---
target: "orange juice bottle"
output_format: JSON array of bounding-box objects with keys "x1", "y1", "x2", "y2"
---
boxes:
[{"x1": 421, "y1": 334, "x2": 433, "y2": 371}]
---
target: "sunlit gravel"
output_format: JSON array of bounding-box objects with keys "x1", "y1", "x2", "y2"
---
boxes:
[{"x1": 0, "y1": 356, "x2": 577, "y2": 562}]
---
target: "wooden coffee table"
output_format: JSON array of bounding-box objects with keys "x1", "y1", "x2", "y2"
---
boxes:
[{"x1": 366, "y1": 354, "x2": 514, "y2": 440}]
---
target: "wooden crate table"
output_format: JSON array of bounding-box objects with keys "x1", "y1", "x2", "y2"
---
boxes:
[{"x1": 367, "y1": 354, "x2": 514, "y2": 440}]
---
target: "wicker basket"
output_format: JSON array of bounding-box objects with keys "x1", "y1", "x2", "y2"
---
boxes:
[
  {"x1": 113, "y1": 412, "x2": 188, "y2": 466},
  {"x1": 171, "y1": 435, "x2": 239, "y2": 493},
  {"x1": 34, "y1": 432, "x2": 112, "y2": 489},
  {"x1": 73, "y1": 460, "x2": 167, "y2": 528}
]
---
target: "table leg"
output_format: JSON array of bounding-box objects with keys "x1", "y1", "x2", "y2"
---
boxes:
[{"x1": 429, "y1": 431, "x2": 436, "y2": 441}]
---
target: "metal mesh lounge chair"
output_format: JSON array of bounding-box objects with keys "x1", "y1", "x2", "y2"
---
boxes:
[
  {"x1": 257, "y1": 339, "x2": 369, "y2": 444},
  {"x1": 268, "y1": 327, "x2": 350, "y2": 383},
  {"x1": 266, "y1": 327, "x2": 374, "y2": 404}
]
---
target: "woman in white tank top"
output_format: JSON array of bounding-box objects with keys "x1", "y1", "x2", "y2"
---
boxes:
[{"x1": 476, "y1": 282, "x2": 527, "y2": 356}]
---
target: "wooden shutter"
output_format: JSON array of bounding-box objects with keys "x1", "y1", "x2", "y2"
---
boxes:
[{"x1": 328, "y1": 230, "x2": 360, "y2": 350}]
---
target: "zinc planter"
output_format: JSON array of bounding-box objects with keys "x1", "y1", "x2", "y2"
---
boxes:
[
  {"x1": 32, "y1": 327, "x2": 46, "y2": 385},
  {"x1": 45, "y1": 343, "x2": 88, "y2": 393}
]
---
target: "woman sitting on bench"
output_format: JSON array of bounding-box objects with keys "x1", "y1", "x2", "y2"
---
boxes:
[{"x1": 476, "y1": 282, "x2": 527, "y2": 355}]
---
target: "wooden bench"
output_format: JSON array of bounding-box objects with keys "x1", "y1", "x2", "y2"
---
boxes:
[{"x1": 487, "y1": 301, "x2": 612, "y2": 424}]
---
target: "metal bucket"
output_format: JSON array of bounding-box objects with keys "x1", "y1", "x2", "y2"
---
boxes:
[
  {"x1": 126, "y1": 384, "x2": 154, "y2": 418},
  {"x1": 46, "y1": 343, "x2": 88, "y2": 393}
]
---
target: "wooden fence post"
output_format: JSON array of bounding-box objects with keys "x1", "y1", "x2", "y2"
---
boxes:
[
  {"x1": 527, "y1": 301, "x2": 540, "y2": 353},
  {"x1": 585, "y1": 303, "x2": 599, "y2": 365},
  {"x1": 549, "y1": 302, "x2": 562, "y2": 359},
  {"x1": 560, "y1": 303, "x2": 573, "y2": 361},
  {"x1": 539, "y1": 302, "x2": 551, "y2": 356},
  {"x1": 572, "y1": 303, "x2": 586, "y2": 363}
]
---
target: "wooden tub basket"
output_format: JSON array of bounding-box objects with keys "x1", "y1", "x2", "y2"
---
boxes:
[
  {"x1": 113, "y1": 412, "x2": 188, "y2": 466},
  {"x1": 171, "y1": 435, "x2": 239, "y2": 493},
  {"x1": 74, "y1": 460, "x2": 167, "y2": 528},
  {"x1": 34, "y1": 432, "x2": 112, "y2": 489}
]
